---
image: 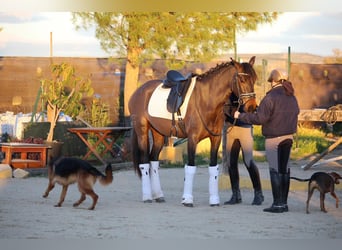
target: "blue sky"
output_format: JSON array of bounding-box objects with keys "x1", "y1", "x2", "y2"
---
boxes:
[{"x1": 0, "y1": 12, "x2": 341, "y2": 57}]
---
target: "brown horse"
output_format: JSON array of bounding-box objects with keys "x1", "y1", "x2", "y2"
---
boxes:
[{"x1": 128, "y1": 56, "x2": 257, "y2": 207}]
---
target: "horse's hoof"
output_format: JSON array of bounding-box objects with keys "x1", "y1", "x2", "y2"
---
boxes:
[
  {"x1": 143, "y1": 199, "x2": 152, "y2": 203},
  {"x1": 182, "y1": 203, "x2": 194, "y2": 207},
  {"x1": 155, "y1": 197, "x2": 165, "y2": 203},
  {"x1": 210, "y1": 203, "x2": 220, "y2": 207}
]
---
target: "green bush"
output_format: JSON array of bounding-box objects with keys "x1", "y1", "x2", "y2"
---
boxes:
[
  {"x1": 291, "y1": 126, "x2": 331, "y2": 160},
  {"x1": 23, "y1": 121, "x2": 87, "y2": 157}
]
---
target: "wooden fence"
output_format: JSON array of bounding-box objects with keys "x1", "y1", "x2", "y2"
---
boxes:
[{"x1": 298, "y1": 107, "x2": 342, "y2": 123}]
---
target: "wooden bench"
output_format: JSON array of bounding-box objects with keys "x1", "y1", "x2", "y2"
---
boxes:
[{"x1": 0, "y1": 143, "x2": 50, "y2": 169}]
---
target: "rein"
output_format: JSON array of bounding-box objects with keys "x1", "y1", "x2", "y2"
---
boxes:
[{"x1": 195, "y1": 92, "x2": 223, "y2": 137}]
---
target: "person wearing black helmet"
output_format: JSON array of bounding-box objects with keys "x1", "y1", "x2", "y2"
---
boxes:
[{"x1": 234, "y1": 69, "x2": 299, "y2": 213}]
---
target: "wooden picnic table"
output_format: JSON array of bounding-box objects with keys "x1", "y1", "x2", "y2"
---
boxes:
[
  {"x1": 68, "y1": 127, "x2": 131, "y2": 165},
  {"x1": 0, "y1": 142, "x2": 50, "y2": 168}
]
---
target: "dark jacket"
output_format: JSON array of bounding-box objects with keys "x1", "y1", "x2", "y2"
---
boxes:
[
  {"x1": 225, "y1": 93, "x2": 252, "y2": 128},
  {"x1": 238, "y1": 85, "x2": 299, "y2": 138}
]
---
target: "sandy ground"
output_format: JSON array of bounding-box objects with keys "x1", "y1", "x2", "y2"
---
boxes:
[{"x1": 1, "y1": 153, "x2": 342, "y2": 240}]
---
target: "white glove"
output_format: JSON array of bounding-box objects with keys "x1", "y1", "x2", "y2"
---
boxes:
[{"x1": 234, "y1": 111, "x2": 240, "y2": 119}]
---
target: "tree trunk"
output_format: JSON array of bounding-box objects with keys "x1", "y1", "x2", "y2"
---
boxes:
[
  {"x1": 46, "y1": 104, "x2": 59, "y2": 142},
  {"x1": 123, "y1": 53, "x2": 140, "y2": 126}
]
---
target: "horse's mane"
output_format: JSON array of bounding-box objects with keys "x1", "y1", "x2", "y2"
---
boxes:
[
  {"x1": 194, "y1": 59, "x2": 256, "y2": 82},
  {"x1": 196, "y1": 61, "x2": 233, "y2": 80}
]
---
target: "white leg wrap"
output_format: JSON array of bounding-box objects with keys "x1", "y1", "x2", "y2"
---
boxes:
[
  {"x1": 150, "y1": 161, "x2": 164, "y2": 199},
  {"x1": 140, "y1": 163, "x2": 152, "y2": 202},
  {"x1": 209, "y1": 165, "x2": 220, "y2": 205},
  {"x1": 182, "y1": 165, "x2": 197, "y2": 204}
]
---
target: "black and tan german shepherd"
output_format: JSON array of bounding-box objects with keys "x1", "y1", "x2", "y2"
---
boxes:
[{"x1": 43, "y1": 157, "x2": 113, "y2": 210}]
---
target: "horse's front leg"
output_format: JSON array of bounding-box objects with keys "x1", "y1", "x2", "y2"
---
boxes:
[
  {"x1": 208, "y1": 135, "x2": 221, "y2": 206},
  {"x1": 181, "y1": 138, "x2": 197, "y2": 207}
]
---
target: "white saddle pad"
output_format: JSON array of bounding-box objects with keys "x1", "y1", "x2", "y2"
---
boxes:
[{"x1": 148, "y1": 77, "x2": 197, "y2": 120}]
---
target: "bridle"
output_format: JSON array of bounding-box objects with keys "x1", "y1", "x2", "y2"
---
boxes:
[
  {"x1": 232, "y1": 72, "x2": 256, "y2": 107},
  {"x1": 226, "y1": 71, "x2": 256, "y2": 133}
]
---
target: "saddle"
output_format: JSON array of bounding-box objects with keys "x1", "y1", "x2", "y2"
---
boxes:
[{"x1": 162, "y1": 70, "x2": 193, "y2": 113}]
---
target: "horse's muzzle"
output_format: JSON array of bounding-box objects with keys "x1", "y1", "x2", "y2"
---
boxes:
[{"x1": 243, "y1": 99, "x2": 257, "y2": 113}]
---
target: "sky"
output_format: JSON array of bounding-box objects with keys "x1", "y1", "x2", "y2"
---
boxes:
[{"x1": 0, "y1": 12, "x2": 341, "y2": 58}]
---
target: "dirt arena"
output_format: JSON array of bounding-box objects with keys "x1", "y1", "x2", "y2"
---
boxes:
[{"x1": 0, "y1": 155, "x2": 341, "y2": 239}]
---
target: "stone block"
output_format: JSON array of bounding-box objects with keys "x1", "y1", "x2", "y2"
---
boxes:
[
  {"x1": 13, "y1": 168, "x2": 29, "y2": 178},
  {"x1": 0, "y1": 164, "x2": 12, "y2": 179}
]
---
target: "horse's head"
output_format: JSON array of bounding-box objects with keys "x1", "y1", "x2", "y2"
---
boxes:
[{"x1": 230, "y1": 56, "x2": 258, "y2": 113}]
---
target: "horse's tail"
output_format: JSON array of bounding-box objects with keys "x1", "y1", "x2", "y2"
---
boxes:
[{"x1": 131, "y1": 128, "x2": 142, "y2": 178}]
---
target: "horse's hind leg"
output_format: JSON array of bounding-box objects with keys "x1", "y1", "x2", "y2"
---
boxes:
[
  {"x1": 182, "y1": 137, "x2": 198, "y2": 207},
  {"x1": 132, "y1": 116, "x2": 153, "y2": 203},
  {"x1": 149, "y1": 129, "x2": 165, "y2": 202}
]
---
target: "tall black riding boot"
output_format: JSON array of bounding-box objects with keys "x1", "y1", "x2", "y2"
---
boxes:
[
  {"x1": 247, "y1": 161, "x2": 264, "y2": 205},
  {"x1": 278, "y1": 139, "x2": 293, "y2": 213},
  {"x1": 263, "y1": 170, "x2": 284, "y2": 213},
  {"x1": 224, "y1": 166, "x2": 241, "y2": 205},
  {"x1": 281, "y1": 170, "x2": 290, "y2": 212}
]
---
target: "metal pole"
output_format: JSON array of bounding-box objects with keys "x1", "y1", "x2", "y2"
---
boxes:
[
  {"x1": 262, "y1": 59, "x2": 268, "y2": 96},
  {"x1": 287, "y1": 46, "x2": 291, "y2": 79},
  {"x1": 50, "y1": 32, "x2": 53, "y2": 58},
  {"x1": 233, "y1": 28, "x2": 237, "y2": 61}
]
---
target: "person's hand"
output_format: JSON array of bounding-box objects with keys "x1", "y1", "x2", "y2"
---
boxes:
[{"x1": 234, "y1": 111, "x2": 240, "y2": 119}]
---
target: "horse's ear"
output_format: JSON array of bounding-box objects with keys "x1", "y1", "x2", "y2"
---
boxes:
[
  {"x1": 249, "y1": 56, "x2": 256, "y2": 66},
  {"x1": 230, "y1": 57, "x2": 237, "y2": 65}
]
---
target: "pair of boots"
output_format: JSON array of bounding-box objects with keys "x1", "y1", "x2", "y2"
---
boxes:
[
  {"x1": 263, "y1": 170, "x2": 290, "y2": 213},
  {"x1": 224, "y1": 162, "x2": 264, "y2": 205}
]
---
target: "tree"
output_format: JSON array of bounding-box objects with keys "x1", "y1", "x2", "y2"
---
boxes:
[
  {"x1": 72, "y1": 12, "x2": 278, "y2": 124},
  {"x1": 39, "y1": 62, "x2": 94, "y2": 142},
  {"x1": 324, "y1": 49, "x2": 342, "y2": 64}
]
